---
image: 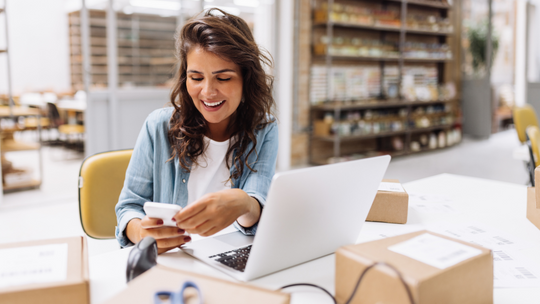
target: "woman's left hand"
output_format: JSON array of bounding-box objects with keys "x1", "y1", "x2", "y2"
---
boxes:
[{"x1": 173, "y1": 189, "x2": 261, "y2": 236}]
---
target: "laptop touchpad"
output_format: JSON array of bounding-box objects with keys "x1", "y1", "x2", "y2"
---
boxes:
[{"x1": 214, "y1": 232, "x2": 254, "y2": 248}]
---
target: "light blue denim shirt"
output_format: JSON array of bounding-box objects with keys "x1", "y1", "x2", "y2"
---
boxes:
[{"x1": 115, "y1": 107, "x2": 278, "y2": 247}]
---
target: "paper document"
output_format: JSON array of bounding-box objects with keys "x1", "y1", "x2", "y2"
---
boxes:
[
  {"x1": 388, "y1": 233, "x2": 482, "y2": 269},
  {"x1": 408, "y1": 192, "x2": 461, "y2": 214},
  {"x1": 0, "y1": 243, "x2": 68, "y2": 289},
  {"x1": 427, "y1": 222, "x2": 540, "y2": 288},
  {"x1": 378, "y1": 182, "x2": 405, "y2": 193}
]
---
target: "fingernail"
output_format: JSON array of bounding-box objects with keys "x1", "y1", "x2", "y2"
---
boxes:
[
  {"x1": 171, "y1": 217, "x2": 176, "y2": 222},
  {"x1": 184, "y1": 236, "x2": 191, "y2": 242},
  {"x1": 177, "y1": 229, "x2": 185, "y2": 234},
  {"x1": 156, "y1": 219, "x2": 163, "y2": 225}
]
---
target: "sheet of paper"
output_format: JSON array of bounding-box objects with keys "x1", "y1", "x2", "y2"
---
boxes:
[
  {"x1": 407, "y1": 192, "x2": 461, "y2": 214},
  {"x1": 427, "y1": 222, "x2": 540, "y2": 288},
  {"x1": 388, "y1": 233, "x2": 482, "y2": 269},
  {"x1": 378, "y1": 182, "x2": 405, "y2": 193},
  {"x1": 427, "y1": 222, "x2": 529, "y2": 251},
  {"x1": 492, "y1": 249, "x2": 540, "y2": 288},
  {"x1": 410, "y1": 202, "x2": 461, "y2": 214},
  {"x1": 0, "y1": 243, "x2": 68, "y2": 289},
  {"x1": 408, "y1": 192, "x2": 454, "y2": 204}
]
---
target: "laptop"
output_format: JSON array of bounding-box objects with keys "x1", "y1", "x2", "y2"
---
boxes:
[{"x1": 181, "y1": 155, "x2": 391, "y2": 281}]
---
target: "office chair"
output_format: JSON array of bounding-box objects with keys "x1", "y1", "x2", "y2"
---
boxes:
[
  {"x1": 514, "y1": 104, "x2": 539, "y2": 144},
  {"x1": 526, "y1": 126, "x2": 540, "y2": 187},
  {"x1": 79, "y1": 149, "x2": 133, "y2": 239}
]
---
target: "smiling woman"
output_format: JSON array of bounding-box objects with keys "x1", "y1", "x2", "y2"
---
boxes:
[{"x1": 114, "y1": 8, "x2": 278, "y2": 254}]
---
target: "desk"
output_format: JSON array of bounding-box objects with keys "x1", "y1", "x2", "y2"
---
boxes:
[{"x1": 89, "y1": 174, "x2": 540, "y2": 304}]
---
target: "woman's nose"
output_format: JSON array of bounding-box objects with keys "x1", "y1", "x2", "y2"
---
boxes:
[{"x1": 201, "y1": 80, "x2": 217, "y2": 97}]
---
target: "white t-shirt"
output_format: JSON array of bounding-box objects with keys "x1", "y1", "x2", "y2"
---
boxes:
[{"x1": 187, "y1": 137, "x2": 232, "y2": 205}]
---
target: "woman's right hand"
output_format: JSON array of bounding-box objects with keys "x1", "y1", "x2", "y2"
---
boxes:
[{"x1": 126, "y1": 217, "x2": 192, "y2": 254}]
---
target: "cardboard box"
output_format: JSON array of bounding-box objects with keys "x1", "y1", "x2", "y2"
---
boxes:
[
  {"x1": 527, "y1": 186, "x2": 540, "y2": 230},
  {"x1": 335, "y1": 230, "x2": 493, "y2": 304},
  {"x1": 104, "y1": 265, "x2": 290, "y2": 304},
  {"x1": 0, "y1": 236, "x2": 89, "y2": 304},
  {"x1": 366, "y1": 179, "x2": 408, "y2": 224},
  {"x1": 527, "y1": 167, "x2": 540, "y2": 230}
]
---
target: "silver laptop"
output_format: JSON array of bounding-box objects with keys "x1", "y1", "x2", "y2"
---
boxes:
[{"x1": 181, "y1": 155, "x2": 390, "y2": 281}]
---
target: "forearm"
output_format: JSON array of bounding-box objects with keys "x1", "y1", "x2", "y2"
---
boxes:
[
  {"x1": 235, "y1": 190, "x2": 261, "y2": 228},
  {"x1": 126, "y1": 218, "x2": 142, "y2": 244}
]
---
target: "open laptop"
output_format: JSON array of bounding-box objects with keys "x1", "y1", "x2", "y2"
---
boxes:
[{"x1": 181, "y1": 155, "x2": 390, "y2": 281}]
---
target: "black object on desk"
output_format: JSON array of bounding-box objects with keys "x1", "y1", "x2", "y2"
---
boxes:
[{"x1": 126, "y1": 237, "x2": 158, "y2": 282}]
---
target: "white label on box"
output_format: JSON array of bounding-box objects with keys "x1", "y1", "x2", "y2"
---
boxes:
[
  {"x1": 378, "y1": 182, "x2": 405, "y2": 193},
  {"x1": 0, "y1": 243, "x2": 68, "y2": 288},
  {"x1": 388, "y1": 233, "x2": 482, "y2": 269}
]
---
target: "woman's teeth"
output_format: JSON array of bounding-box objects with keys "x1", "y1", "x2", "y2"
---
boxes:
[{"x1": 203, "y1": 100, "x2": 225, "y2": 107}]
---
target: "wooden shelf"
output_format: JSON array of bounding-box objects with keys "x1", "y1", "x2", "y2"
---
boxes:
[
  {"x1": 313, "y1": 124, "x2": 454, "y2": 142},
  {"x1": 311, "y1": 99, "x2": 456, "y2": 111},
  {"x1": 314, "y1": 130, "x2": 408, "y2": 141},
  {"x1": 387, "y1": 0, "x2": 452, "y2": 9},
  {"x1": 0, "y1": 49, "x2": 6, "y2": 54},
  {"x1": 1, "y1": 139, "x2": 40, "y2": 152},
  {"x1": 3, "y1": 179, "x2": 41, "y2": 192},
  {"x1": 313, "y1": 55, "x2": 452, "y2": 62},
  {"x1": 313, "y1": 21, "x2": 453, "y2": 36}
]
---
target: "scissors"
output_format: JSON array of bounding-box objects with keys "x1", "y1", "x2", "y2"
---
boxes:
[{"x1": 154, "y1": 281, "x2": 203, "y2": 304}]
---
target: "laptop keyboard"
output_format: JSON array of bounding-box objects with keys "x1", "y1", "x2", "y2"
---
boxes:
[{"x1": 208, "y1": 245, "x2": 252, "y2": 272}]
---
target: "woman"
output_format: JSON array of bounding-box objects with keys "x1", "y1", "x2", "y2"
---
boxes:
[{"x1": 115, "y1": 8, "x2": 278, "y2": 254}]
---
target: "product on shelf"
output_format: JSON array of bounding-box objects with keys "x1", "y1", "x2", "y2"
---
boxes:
[
  {"x1": 314, "y1": 1, "x2": 452, "y2": 33},
  {"x1": 310, "y1": 65, "x2": 381, "y2": 103}
]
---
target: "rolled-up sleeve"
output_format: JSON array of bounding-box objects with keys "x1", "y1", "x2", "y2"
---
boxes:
[
  {"x1": 234, "y1": 121, "x2": 279, "y2": 235},
  {"x1": 115, "y1": 112, "x2": 158, "y2": 247}
]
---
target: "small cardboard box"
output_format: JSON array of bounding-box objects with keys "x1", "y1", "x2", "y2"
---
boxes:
[
  {"x1": 528, "y1": 168, "x2": 540, "y2": 230},
  {"x1": 0, "y1": 236, "x2": 89, "y2": 304},
  {"x1": 366, "y1": 179, "x2": 408, "y2": 224},
  {"x1": 527, "y1": 186, "x2": 540, "y2": 230},
  {"x1": 335, "y1": 230, "x2": 493, "y2": 304},
  {"x1": 104, "y1": 264, "x2": 290, "y2": 304}
]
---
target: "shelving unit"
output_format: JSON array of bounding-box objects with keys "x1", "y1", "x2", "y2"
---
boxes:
[
  {"x1": 68, "y1": 10, "x2": 177, "y2": 90},
  {"x1": 0, "y1": 4, "x2": 43, "y2": 192},
  {"x1": 309, "y1": 0, "x2": 461, "y2": 165}
]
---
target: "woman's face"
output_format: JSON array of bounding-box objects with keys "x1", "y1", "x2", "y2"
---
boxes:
[{"x1": 186, "y1": 46, "x2": 243, "y2": 133}]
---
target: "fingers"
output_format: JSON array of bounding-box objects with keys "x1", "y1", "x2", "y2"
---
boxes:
[
  {"x1": 156, "y1": 235, "x2": 192, "y2": 250},
  {"x1": 140, "y1": 216, "x2": 166, "y2": 228},
  {"x1": 173, "y1": 202, "x2": 206, "y2": 223},
  {"x1": 185, "y1": 220, "x2": 213, "y2": 236}
]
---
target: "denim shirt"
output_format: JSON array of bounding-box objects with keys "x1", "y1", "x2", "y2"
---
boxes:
[{"x1": 115, "y1": 107, "x2": 278, "y2": 247}]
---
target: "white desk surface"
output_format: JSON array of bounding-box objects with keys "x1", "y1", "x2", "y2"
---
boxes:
[{"x1": 89, "y1": 174, "x2": 540, "y2": 304}]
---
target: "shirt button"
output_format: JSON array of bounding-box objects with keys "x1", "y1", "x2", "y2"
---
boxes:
[{"x1": 182, "y1": 179, "x2": 186, "y2": 183}]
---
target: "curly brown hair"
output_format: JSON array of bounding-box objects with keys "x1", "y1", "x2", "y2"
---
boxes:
[{"x1": 168, "y1": 8, "x2": 275, "y2": 181}]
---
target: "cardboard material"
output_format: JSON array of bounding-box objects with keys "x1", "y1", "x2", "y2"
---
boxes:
[
  {"x1": 526, "y1": 168, "x2": 540, "y2": 230},
  {"x1": 527, "y1": 187, "x2": 540, "y2": 230},
  {"x1": 0, "y1": 236, "x2": 89, "y2": 304},
  {"x1": 335, "y1": 230, "x2": 493, "y2": 304},
  {"x1": 366, "y1": 179, "x2": 408, "y2": 224},
  {"x1": 104, "y1": 265, "x2": 290, "y2": 304}
]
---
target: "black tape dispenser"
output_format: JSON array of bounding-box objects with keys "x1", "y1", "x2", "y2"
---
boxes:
[{"x1": 126, "y1": 236, "x2": 158, "y2": 282}]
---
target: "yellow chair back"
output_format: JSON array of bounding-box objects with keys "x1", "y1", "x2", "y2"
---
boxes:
[
  {"x1": 514, "y1": 104, "x2": 539, "y2": 143},
  {"x1": 79, "y1": 149, "x2": 133, "y2": 239}
]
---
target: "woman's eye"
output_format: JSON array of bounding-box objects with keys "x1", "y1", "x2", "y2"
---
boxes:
[
  {"x1": 191, "y1": 77, "x2": 203, "y2": 81},
  {"x1": 217, "y1": 78, "x2": 231, "y2": 81}
]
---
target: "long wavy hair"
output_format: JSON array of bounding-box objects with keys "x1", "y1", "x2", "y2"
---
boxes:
[{"x1": 168, "y1": 8, "x2": 275, "y2": 181}]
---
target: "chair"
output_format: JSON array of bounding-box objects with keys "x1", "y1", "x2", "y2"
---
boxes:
[
  {"x1": 526, "y1": 126, "x2": 540, "y2": 187},
  {"x1": 79, "y1": 149, "x2": 133, "y2": 239},
  {"x1": 513, "y1": 104, "x2": 539, "y2": 144}
]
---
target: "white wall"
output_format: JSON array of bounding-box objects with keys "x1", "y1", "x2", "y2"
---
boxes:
[{"x1": 0, "y1": 0, "x2": 71, "y2": 95}]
